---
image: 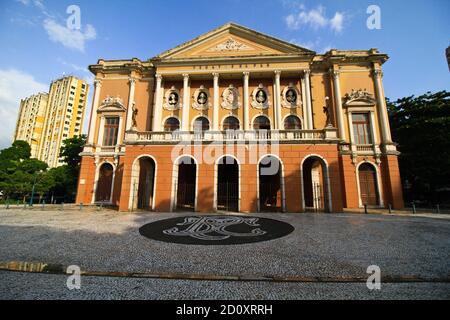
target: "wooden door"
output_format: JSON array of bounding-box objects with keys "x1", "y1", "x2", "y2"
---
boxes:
[{"x1": 359, "y1": 164, "x2": 378, "y2": 206}]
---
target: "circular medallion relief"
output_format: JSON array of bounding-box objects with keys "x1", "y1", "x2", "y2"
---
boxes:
[
  {"x1": 197, "y1": 91, "x2": 208, "y2": 105},
  {"x1": 255, "y1": 89, "x2": 267, "y2": 104},
  {"x1": 139, "y1": 215, "x2": 295, "y2": 245},
  {"x1": 251, "y1": 84, "x2": 270, "y2": 109},
  {"x1": 168, "y1": 92, "x2": 179, "y2": 106},
  {"x1": 286, "y1": 89, "x2": 297, "y2": 103},
  {"x1": 281, "y1": 84, "x2": 301, "y2": 108},
  {"x1": 164, "y1": 86, "x2": 181, "y2": 110}
]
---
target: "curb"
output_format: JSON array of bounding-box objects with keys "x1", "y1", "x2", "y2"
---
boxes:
[{"x1": 1, "y1": 261, "x2": 450, "y2": 283}]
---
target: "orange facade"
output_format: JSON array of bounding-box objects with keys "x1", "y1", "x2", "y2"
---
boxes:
[{"x1": 76, "y1": 23, "x2": 404, "y2": 213}]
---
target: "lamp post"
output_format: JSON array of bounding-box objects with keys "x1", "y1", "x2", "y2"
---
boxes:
[{"x1": 29, "y1": 170, "x2": 43, "y2": 207}]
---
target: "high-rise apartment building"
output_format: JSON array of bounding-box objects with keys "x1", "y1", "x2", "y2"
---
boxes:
[
  {"x1": 14, "y1": 75, "x2": 89, "y2": 167},
  {"x1": 13, "y1": 92, "x2": 49, "y2": 158},
  {"x1": 37, "y1": 76, "x2": 89, "y2": 167}
]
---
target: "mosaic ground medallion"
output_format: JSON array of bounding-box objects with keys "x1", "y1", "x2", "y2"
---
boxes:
[{"x1": 139, "y1": 215, "x2": 295, "y2": 245}]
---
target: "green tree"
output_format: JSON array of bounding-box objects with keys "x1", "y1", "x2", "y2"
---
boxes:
[
  {"x1": 48, "y1": 134, "x2": 87, "y2": 202},
  {"x1": 0, "y1": 140, "x2": 31, "y2": 162},
  {"x1": 388, "y1": 90, "x2": 450, "y2": 204},
  {"x1": 0, "y1": 141, "x2": 53, "y2": 202},
  {"x1": 59, "y1": 135, "x2": 86, "y2": 171}
]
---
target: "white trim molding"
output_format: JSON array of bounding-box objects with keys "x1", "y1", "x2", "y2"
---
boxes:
[
  {"x1": 300, "y1": 154, "x2": 333, "y2": 212},
  {"x1": 281, "y1": 114, "x2": 303, "y2": 130},
  {"x1": 92, "y1": 160, "x2": 116, "y2": 205},
  {"x1": 355, "y1": 160, "x2": 384, "y2": 208},
  {"x1": 128, "y1": 155, "x2": 158, "y2": 211}
]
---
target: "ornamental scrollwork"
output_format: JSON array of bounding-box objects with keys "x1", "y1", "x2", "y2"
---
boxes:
[
  {"x1": 251, "y1": 84, "x2": 270, "y2": 110},
  {"x1": 98, "y1": 95, "x2": 126, "y2": 112},
  {"x1": 163, "y1": 86, "x2": 181, "y2": 110},
  {"x1": 221, "y1": 84, "x2": 241, "y2": 110},
  {"x1": 206, "y1": 38, "x2": 253, "y2": 52},
  {"x1": 281, "y1": 83, "x2": 301, "y2": 108},
  {"x1": 192, "y1": 85, "x2": 211, "y2": 110},
  {"x1": 343, "y1": 89, "x2": 376, "y2": 106}
]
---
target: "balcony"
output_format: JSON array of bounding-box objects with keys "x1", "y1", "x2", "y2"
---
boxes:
[{"x1": 124, "y1": 128, "x2": 339, "y2": 144}]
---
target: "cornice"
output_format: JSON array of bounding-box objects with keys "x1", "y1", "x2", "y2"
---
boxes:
[{"x1": 151, "y1": 53, "x2": 314, "y2": 67}]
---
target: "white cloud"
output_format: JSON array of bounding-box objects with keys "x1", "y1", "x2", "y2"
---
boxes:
[
  {"x1": 16, "y1": 0, "x2": 45, "y2": 9},
  {"x1": 330, "y1": 12, "x2": 344, "y2": 32},
  {"x1": 0, "y1": 69, "x2": 48, "y2": 149},
  {"x1": 285, "y1": 5, "x2": 345, "y2": 33},
  {"x1": 33, "y1": 0, "x2": 45, "y2": 10},
  {"x1": 16, "y1": 0, "x2": 31, "y2": 5},
  {"x1": 43, "y1": 18, "x2": 96, "y2": 52}
]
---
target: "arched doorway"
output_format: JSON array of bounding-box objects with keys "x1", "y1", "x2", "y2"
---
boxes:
[
  {"x1": 258, "y1": 155, "x2": 284, "y2": 212},
  {"x1": 358, "y1": 163, "x2": 379, "y2": 206},
  {"x1": 137, "y1": 157, "x2": 156, "y2": 210},
  {"x1": 129, "y1": 156, "x2": 157, "y2": 211},
  {"x1": 95, "y1": 163, "x2": 114, "y2": 202},
  {"x1": 216, "y1": 156, "x2": 239, "y2": 212},
  {"x1": 175, "y1": 156, "x2": 197, "y2": 211},
  {"x1": 302, "y1": 156, "x2": 331, "y2": 212}
]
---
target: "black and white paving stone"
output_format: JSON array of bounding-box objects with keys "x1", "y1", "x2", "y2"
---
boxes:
[{"x1": 0, "y1": 209, "x2": 449, "y2": 299}]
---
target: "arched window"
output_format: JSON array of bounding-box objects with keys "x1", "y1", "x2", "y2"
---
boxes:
[
  {"x1": 193, "y1": 117, "x2": 210, "y2": 131},
  {"x1": 164, "y1": 117, "x2": 180, "y2": 132},
  {"x1": 253, "y1": 116, "x2": 271, "y2": 130},
  {"x1": 284, "y1": 115, "x2": 302, "y2": 130},
  {"x1": 223, "y1": 116, "x2": 240, "y2": 130}
]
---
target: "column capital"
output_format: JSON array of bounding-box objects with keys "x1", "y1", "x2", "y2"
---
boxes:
[
  {"x1": 303, "y1": 69, "x2": 311, "y2": 76},
  {"x1": 372, "y1": 69, "x2": 383, "y2": 78},
  {"x1": 182, "y1": 73, "x2": 189, "y2": 80},
  {"x1": 94, "y1": 79, "x2": 102, "y2": 88},
  {"x1": 274, "y1": 70, "x2": 282, "y2": 77},
  {"x1": 212, "y1": 72, "x2": 220, "y2": 79},
  {"x1": 128, "y1": 77, "x2": 136, "y2": 85},
  {"x1": 330, "y1": 69, "x2": 340, "y2": 79},
  {"x1": 243, "y1": 71, "x2": 250, "y2": 78},
  {"x1": 155, "y1": 74, "x2": 163, "y2": 81}
]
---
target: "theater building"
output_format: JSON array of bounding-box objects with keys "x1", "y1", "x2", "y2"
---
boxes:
[{"x1": 76, "y1": 23, "x2": 404, "y2": 213}]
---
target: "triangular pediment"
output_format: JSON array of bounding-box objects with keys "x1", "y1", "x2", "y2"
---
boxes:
[{"x1": 155, "y1": 23, "x2": 315, "y2": 60}]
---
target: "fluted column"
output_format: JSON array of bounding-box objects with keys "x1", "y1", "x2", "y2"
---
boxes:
[
  {"x1": 152, "y1": 74, "x2": 163, "y2": 131},
  {"x1": 212, "y1": 73, "x2": 220, "y2": 131},
  {"x1": 182, "y1": 74, "x2": 190, "y2": 131},
  {"x1": 87, "y1": 79, "x2": 102, "y2": 145},
  {"x1": 331, "y1": 69, "x2": 346, "y2": 141},
  {"x1": 243, "y1": 72, "x2": 250, "y2": 130},
  {"x1": 126, "y1": 77, "x2": 136, "y2": 131},
  {"x1": 274, "y1": 70, "x2": 282, "y2": 129},
  {"x1": 304, "y1": 70, "x2": 314, "y2": 129},
  {"x1": 373, "y1": 69, "x2": 392, "y2": 143}
]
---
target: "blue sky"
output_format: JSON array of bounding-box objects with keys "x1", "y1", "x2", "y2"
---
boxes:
[{"x1": 0, "y1": 0, "x2": 449, "y2": 148}]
